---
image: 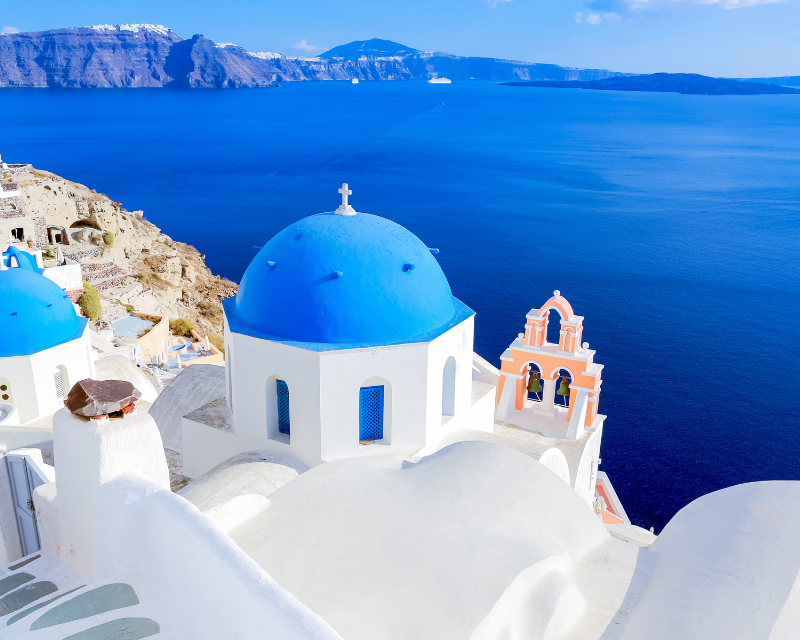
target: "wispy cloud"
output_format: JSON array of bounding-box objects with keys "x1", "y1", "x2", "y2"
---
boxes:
[
  {"x1": 696, "y1": 0, "x2": 785, "y2": 6},
  {"x1": 294, "y1": 39, "x2": 321, "y2": 52},
  {"x1": 486, "y1": 0, "x2": 513, "y2": 6},
  {"x1": 588, "y1": 0, "x2": 786, "y2": 11},
  {"x1": 575, "y1": 11, "x2": 621, "y2": 23},
  {"x1": 1, "y1": 26, "x2": 20, "y2": 34}
]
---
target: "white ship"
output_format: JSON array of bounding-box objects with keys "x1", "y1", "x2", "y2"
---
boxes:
[
  {"x1": 427, "y1": 77, "x2": 452, "y2": 84},
  {"x1": 351, "y1": 78, "x2": 359, "y2": 84}
]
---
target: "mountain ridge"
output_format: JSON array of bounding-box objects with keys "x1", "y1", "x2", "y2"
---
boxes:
[
  {"x1": 319, "y1": 38, "x2": 422, "y2": 59},
  {"x1": 0, "y1": 27, "x2": 626, "y2": 88},
  {"x1": 1, "y1": 28, "x2": 793, "y2": 89}
]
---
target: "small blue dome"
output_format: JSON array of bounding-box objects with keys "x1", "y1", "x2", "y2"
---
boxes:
[
  {"x1": 230, "y1": 212, "x2": 461, "y2": 345},
  {"x1": 0, "y1": 268, "x2": 88, "y2": 357},
  {"x1": 3, "y1": 246, "x2": 42, "y2": 273}
]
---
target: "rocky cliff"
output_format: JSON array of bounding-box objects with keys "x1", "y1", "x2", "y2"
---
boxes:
[
  {"x1": 0, "y1": 28, "x2": 624, "y2": 88},
  {"x1": 13, "y1": 165, "x2": 236, "y2": 338}
]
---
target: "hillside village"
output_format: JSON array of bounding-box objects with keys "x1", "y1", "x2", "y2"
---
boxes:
[{"x1": 2, "y1": 162, "x2": 235, "y2": 343}]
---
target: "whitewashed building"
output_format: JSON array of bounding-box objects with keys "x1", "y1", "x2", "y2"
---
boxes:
[
  {"x1": 0, "y1": 257, "x2": 94, "y2": 426},
  {"x1": 181, "y1": 185, "x2": 495, "y2": 475}
]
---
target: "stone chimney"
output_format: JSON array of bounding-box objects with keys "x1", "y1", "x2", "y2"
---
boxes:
[{"x1": 53, "y1": 379, "x2": 169, "y2": 577}]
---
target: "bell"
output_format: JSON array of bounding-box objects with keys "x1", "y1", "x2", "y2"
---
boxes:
[
  {"x1": 557, "y1": 377, "x2": 571, "y2": 397},
  {"x1": 527, "y1": 371, "x2": 542, "y2": 393}
]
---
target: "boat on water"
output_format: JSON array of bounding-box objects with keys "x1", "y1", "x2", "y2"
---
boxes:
[
  {"x1": 428, "y1": 77, "x2": 452, "y2": 84},
  {"x1": 351, "y1": 78, "x2": 359, "y2": 84}
]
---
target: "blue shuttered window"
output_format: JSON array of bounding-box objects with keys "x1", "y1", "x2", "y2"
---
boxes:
[
  {"x1": 276, "y1": 379, "x2": 291, "y2": 435},
  {"x1": 359, "y1": 385, "x2": 384, "y2": 440}
]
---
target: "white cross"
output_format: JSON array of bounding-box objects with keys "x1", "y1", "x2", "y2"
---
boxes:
[
  {"x1": 335, "y1": 183, "x2": 356, "y2": 216},
  {"x1": 338, "y1": 183, "x2": 352, "y2": 207}
]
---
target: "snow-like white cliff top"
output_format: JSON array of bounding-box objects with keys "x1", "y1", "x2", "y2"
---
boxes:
[
  {"x1": 87, "y1": 24, "x2": 173, "y2": 36},
  {"x1": 249, "y1": 51, "x2": 282, "y2": 60},
  {"x1": 215, "y1": 42, "x2": 239, "y2": 48}
]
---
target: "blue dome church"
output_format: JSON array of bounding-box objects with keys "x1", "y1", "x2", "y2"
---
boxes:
[
  {"x1": 0, "y1": 255, "x2": 95, "y2": 426},
  {"x1": 181, "y1": 185, "x2": 495, "y2": 474}
]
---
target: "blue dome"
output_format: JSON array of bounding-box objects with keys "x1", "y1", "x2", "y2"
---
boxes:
[
  {"x1": 3, "y1": 246, "x2": 42, "y2": 273},
  {"x1": 229, "y1": 212, "x2": 465, "y2": 346},
  {"x1": 0, "y1": 268, "x2": 88, "y2": 357}
]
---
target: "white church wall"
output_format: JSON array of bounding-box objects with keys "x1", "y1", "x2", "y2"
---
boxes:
[
  {"x1": 318, "y1": 341, "x2": 429, "y2": 461},
  {"x1": 0, "y1": 357, "x2": 37, "y2": 424},
  {"x1": 424, "y1": 317, "x2": 477, "y2": 445},
  {"x1": 96, "y1": 473, "x2": 343, "y2": 639},
  {"x1": 26, "y1": 330, "x2": 94, "y2": 423},
  {"x1": 227, "y1": 331, "x2": 323, "y2": 469},
  {"x1": 220, "y1": 317, "x2": 479, "y2": 470}
]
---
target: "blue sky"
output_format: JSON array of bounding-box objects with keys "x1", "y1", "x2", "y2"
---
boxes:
[{"x1": 2, "y1": 0, "x2": 797, "y2": 77}]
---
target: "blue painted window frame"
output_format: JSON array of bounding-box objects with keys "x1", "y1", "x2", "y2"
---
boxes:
[
  {"x1": 359, "y1": 385, "x2": 384, "y2": 440},
  {"x1": 276, "y1": 379, "x2": 290, "y2": 435}
]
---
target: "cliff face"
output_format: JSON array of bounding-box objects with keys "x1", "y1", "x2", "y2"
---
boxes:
[
  {"x1": 0, "y1": 26, "x2": 181, "y2": 88},
  {"x1": 14, "y1": 166, "x2": 236, "y2": 336},
  {"x1": 0, "y1": 27, "x2": 624, "y2": 88}
]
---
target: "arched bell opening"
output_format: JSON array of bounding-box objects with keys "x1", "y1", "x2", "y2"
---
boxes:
[
  {"x1": 525, "y1": 362, "x2": 544, "y2": 402},
  {"x1": 553, "y1": 368, "x2": 573, "y2": 408}
]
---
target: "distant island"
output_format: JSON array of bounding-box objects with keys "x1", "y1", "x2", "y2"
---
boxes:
[
  {"x1": 0, "y1": 27, "x2": 623, "y2": 88},
  {"x1": 501, "y1": 73, "x2": 800, "y2": 96},
  {"x1": 1, "y1": 27, "x2": 796, "y2": 92}
]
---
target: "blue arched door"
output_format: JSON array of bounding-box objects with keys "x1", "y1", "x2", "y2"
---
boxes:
[{"x1": 359, "y1": 386, "x2": 384, "y2": 441}]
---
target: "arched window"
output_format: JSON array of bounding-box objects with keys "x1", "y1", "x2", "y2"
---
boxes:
[
  {"x1": 0, "y1": 378, "x2": 11, "y2": 404},
  {"x1": 442, "y1": 356, "x2": 456, "y2": 418},
  {"x1": 359, "y1": 385, "x2": 384, "y2": 442},
  {"x1": 276, "y1": 379, "x2": 290, "y2": 435},
  {"x1": 54, "y1": 366, "x2": 68, "y2": 400}
]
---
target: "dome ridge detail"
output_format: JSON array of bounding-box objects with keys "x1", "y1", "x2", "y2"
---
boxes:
[{"x1": 229, "y1": 211, "x2": 466, "y2": 347}]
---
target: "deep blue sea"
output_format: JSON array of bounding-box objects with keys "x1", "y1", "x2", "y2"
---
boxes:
[{"x1": 2, "y1": 81, "x2": 798, "y2": 531}]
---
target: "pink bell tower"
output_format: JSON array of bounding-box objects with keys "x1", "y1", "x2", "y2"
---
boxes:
[
  {"x1": 495, "y1": 291, "x2": 604, "y2": 439},
  {"x1": 491, "y1": 292, "x2": 624, "y2": 519}
]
